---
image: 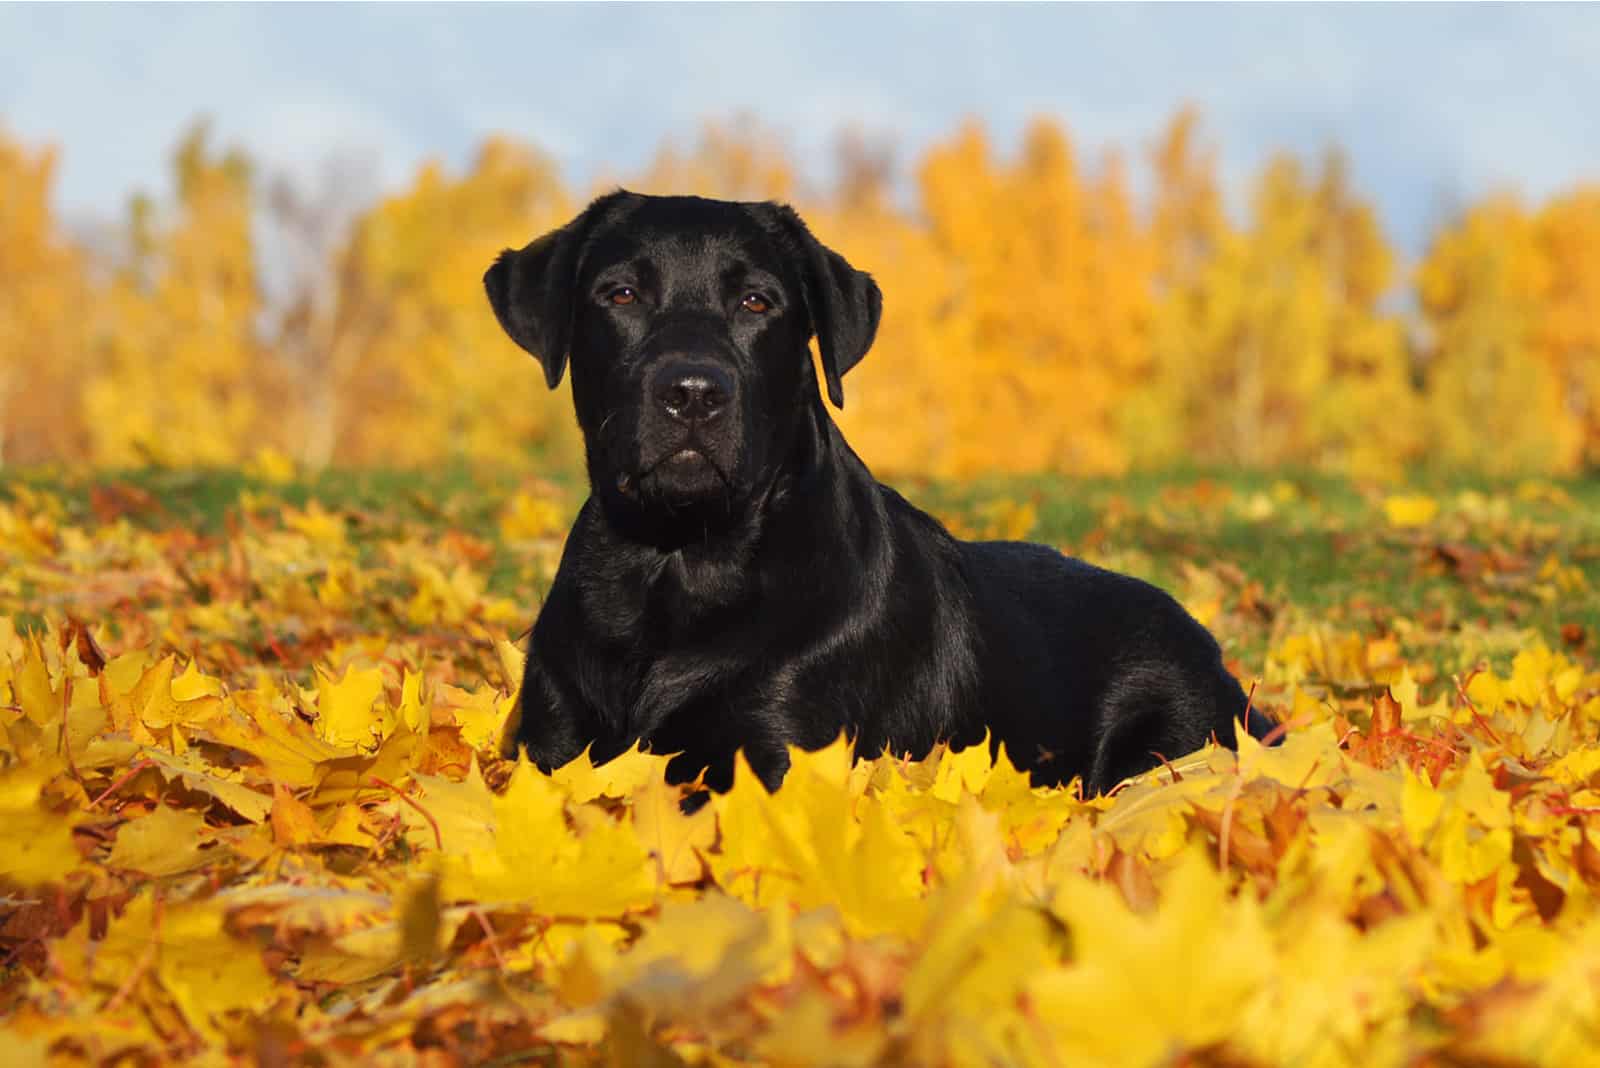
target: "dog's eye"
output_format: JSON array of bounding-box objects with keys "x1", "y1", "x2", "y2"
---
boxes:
[
  {"x1": 740, "y1": 293, "x2": 771, "y2": 314},
  {"x1": 608, "y1": 286, "x2": 639, "y2": 306}
]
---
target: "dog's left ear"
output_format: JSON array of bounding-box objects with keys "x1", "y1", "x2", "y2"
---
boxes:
[
  {"x1": 485, "y1": 191, "x2": 631, "y2": 389},
  {"x1": 770, "y1": 206, "x2": 883, "y2": 409}
]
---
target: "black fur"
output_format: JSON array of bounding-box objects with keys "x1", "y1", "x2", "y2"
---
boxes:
[{"x1": 487, "y1": 192, "x2": 1276, "y2": 795}]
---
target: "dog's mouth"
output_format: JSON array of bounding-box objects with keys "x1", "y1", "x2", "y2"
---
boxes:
[
  {"x1": 616, "y1": 444, "x2": 732, "y2": 502},
  {"x1": 666, "y1": 447, "x2": 707, "y2": 467}
]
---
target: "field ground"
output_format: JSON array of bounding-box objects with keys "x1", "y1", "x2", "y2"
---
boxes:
[
  {"x1": 10, "y1": 462, "x2": 1600, "y2": 680},
  {"x1": 3, "y1": 464, "x2": 1600, "y2": 1065}
]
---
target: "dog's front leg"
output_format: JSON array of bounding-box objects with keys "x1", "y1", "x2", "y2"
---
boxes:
[
  {"x1": 500, "y1": 655, "x2": 601, "y2": 772},
  {"x1": 660, "y1": 731, "x2": 793, "y2": 794}
]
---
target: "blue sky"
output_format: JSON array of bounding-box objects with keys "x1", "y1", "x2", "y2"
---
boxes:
[{"x1": 3, "y1": 3, "x2": 1597, "y2": 256}]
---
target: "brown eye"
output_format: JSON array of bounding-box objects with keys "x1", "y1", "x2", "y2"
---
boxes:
[
  {"x1": 609, "y1": 286, "x2": 638, "y2": 306},
  {"x1": 741, "y1": 293, "x2": 770, "y2": 314}
]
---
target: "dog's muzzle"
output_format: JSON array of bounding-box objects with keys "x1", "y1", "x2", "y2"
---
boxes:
[{"x1": 627, "y1": 357, "x2": 743, "y2": 505}]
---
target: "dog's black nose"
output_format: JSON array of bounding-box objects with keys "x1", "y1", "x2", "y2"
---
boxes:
[{"x1": 652, "y1": 363, "x2": 734, "y2": 424}]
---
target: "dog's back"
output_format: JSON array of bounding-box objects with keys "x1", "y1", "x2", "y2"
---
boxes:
[{"x1": 957, "y1": 537, "x2": 1265, "y2": 792}]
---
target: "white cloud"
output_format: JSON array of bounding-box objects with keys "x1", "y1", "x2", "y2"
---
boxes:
[{"x1": 2, "y1": 3, "x2": 1597, "y2": 253}]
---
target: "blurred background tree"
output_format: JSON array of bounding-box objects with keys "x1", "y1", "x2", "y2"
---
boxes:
[
  {"x1": 80, "y1": 123, "x2": 263, "y2": 466},
  {"x1": 1533, "y1": 188, "x2": 1600, "y2": 468},
  {"x1": 1416, "y1": 195, "x2": 1576, "y2": 474},
  {"x1": 326, "y1": 138, "x2": 578, "y2": 467},
  {"x1": 0, "y1": 130, "x2": 91, "y2": 465},
  {"x1": 1, "y1": 109, "x2": 1596, "y2": 477}
]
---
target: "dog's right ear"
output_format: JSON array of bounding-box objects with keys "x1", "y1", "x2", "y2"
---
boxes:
[
  {"x1": 484, "y1": 227, "x2": 577, "y2": 389},
  {"x1": 484, "y1": 192, "x2": 630, "y2": 390}
]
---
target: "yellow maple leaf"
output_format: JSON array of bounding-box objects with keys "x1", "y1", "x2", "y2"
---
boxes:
[
  {"x1": 7, "y1": 636, "x2": 58, "y2": 727},
  {"x1": 928, "y1": 738, "x2": 995, "y2": 803},
  {"x1": 269, "y1": 783, "x2": 322, "y2": 847},
  {"x1": 95, "y1": 896, "x2": 277, "y2": 1041},
  {"x1": 905, "y1": 898, "x2": 1059, "y2": 1065},
  {"x1": 397, "y1": 668, "x2": 429, "y2": 734},
  {"x1": 556, "y1": 894, "x2": 790, "y2": 1045},
  {"x1": 403, "y1": 759, "x2": 500, "y2": 858},
  {"x1": 319, "y1": 803, "x2": 378, "y2": 848},
  {"x1": 1094, "y1": 771, "x2": 1219, "y2": 859},
  {"x1": 107, "y1": 804, "x2": 214, "y2": 876},
  {"x1": 632, "y1": 775, "x2": 716, "y2": 885},
  {"x1": 400, "y1": 871, "x2": 444, "y2": 965},
  {"x1": 141, "y1": 747, "x2": 273, "y2": 823},
  {"x1": 198, "y1": 685, "x2": 353, "y2": 788},
  {"x1": 112, "y1": 655, "x2": 224, "y2": 736},
  {"x1": 476, "y1": 764, "x2": 654, "y2": 915},
  {"x1": 0, "y1": 758, "x2": 83, "y2": 885},
  {"x1": 243, "y1": 445, "x2": 296, "y2": 484},
  {"x1": 1237, "y1": 718, "x2": 1345, "y2": 789},
  {"x1": 711, "y1": 740, "x2": 926, "y2": 938},
  {"x1": 310, "y1": 722, "x2": 419, "y2": 808},
  {"x1": 312, "y1": 662, "x2": 393, "y2": 750},
  {"x1": 493, "y1": 635, "x2": 526, "y2": 691},
  {"x1": 1238, "y1": 910, "x2": 1435, "y2": 1066},
  {"x1": 281, "y1": 500, "x2": 347, "y2": 547},
  {"x1": 403, "y1": 757, "x2": 655, "y2": 916},
  {"x1": 169, "y1": 659, "x2": 224, "y2": 702},
  {"x1": 437, "y1": 681, "x2": 516, "y2": 753},
  {"x1": 1401, "y1": 763, "x2": 1445, "y2": 843},
  {"x1": 550, "y1": 740, "x2": 661, "y2": 803},
  {"x1": 1391, "y1": 667, "x2": 1449, "y2": 723},
  {"x1": 1031, "y1": 848, "x2": 1274, "y2": 1065},
  {"x1": 635, "y1": 894, "x2": 790, "y2": 990},
  {"x1": 756, "y1": 987, "x2": 888, "y2": 1067},
  {"x1": 1383, "y1": 493, "x2": 1439, "y2": 527}
]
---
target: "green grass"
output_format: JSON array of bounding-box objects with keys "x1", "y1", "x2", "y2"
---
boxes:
[
  {"x1": 918, "y1": 467, "x2": 1599, "y2": 613},
  {"x1": 7, "y1": 463, "x2": 1599, "y2": 684}
]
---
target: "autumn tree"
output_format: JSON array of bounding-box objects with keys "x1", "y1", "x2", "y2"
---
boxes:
[
  {"x1": 1135, "y1": 134, "x2": 1417, "y2": 475},
  {"x1": 884, "y1": 118, "x2": 1151, "y2": 476},
  {"x1": 1120, "y1": 107, "x2": 1229, "y2": 465},
  {"x1": 812, "y1": 140, "x2": 956, "y2": 477},
  {"x1": 0, "y1": 129, "x2": 91, "y2": 465},
  {"x1": 630, "y1": 116, "x2": 798, "y2": 202},
  {"x1": 330, "y1": 138, "x2": 579, "y2": 466},
  {"x1": 5, "y1": 107, "x2": 1598, "y2": 476},
  {"x1": 81, "y1": 123, "x2": 267, "y2": 465},
  {"x1": 832, "y1": 126, "x2": 898, "y2": 216},
  {"x1": 1416, "y1": 195, "x2": 1581, "y2": 473},
  {"x1": 259, "y1": 153, "x2": 380, "y2": 469},
  {"x1": 1533, "y1": 188, "x2": 1600, "y2": 467}
]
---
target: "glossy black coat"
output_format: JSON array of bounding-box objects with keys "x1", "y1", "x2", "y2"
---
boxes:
[{"x1": 485, "y1": 192, "x2": 1276, "y2": 794}]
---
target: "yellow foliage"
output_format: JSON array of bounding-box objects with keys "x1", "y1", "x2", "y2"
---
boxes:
[
  {"x1": 0, "y1": 130, "x2": 91, "y2": 463},
  {"x1": 1383, "y1": 492, "x2": 1440, "y2": 527},
  {"x1": 9, "y1": 597, "x2": 1600, "y2": 1062},
  {"x1": 1417, "y1": 194, "x2": 1585, "y2": 472},
  {"x1": 2, "y1": 475, "x2": 1600, "y2": 1063},
  {"x1": 5, "y1": 115, "x2": 1600, "y2": 475},
  {"x1": 0, "y1": 758, "x2": 84, "y2": 886},
  {"x1": 851, "y1": 119, "x2": 1152, "y2": 476},
  {"x1": 1534, "y1": 188, "x2": 1600, "y2": 466},
  {"x1": 1139, "y1": 147, "x2": 1419, "y2": 476},
  {"x1": 82, "y1": 124, "x2": 265, "y2": 465}
]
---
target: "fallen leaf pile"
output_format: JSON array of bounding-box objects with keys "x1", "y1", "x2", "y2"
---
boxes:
[{"x1": 3, "y1": 471, "x2": 1600, "y2": 1066}]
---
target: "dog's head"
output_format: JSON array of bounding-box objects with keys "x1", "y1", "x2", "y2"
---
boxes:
[{"x1": 485, "y1": 192, "x2": 880, "y2": 542}]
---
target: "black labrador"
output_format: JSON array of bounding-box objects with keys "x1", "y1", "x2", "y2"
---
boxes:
[{"x1": 487, "y1": 191, "x2": 1275, "y2": 795}]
